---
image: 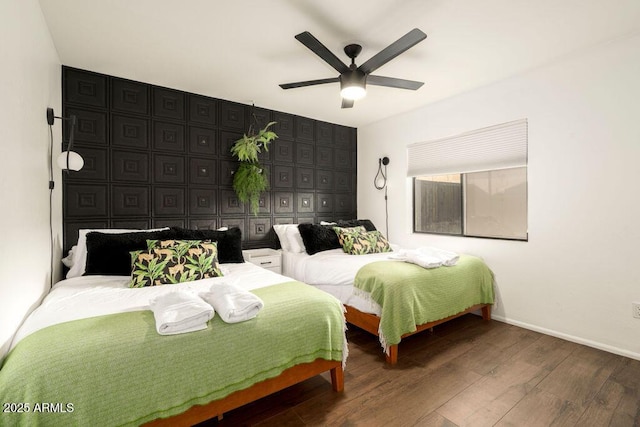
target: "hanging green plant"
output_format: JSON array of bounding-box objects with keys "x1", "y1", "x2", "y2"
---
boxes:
[
  {"x1": 230, "y1": 120, "x2": 278, "y2": 215},
  {"x1": 230, "y1": 121, "x2": 278, "y2": 163},
  {"x1": 232, "y1": 162, "x2": 269, "y2": 214}
]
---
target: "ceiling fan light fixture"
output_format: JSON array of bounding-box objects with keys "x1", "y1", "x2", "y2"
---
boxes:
[
  {"x1": 340, "y1": 71, "x2": 367, "y2": 101},
  {"x1": 340, "y1": 84, "x2": 366, "y2": 101}
]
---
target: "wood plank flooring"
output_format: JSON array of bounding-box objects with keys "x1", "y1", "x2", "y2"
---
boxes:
[{"x1": 199, "y1": 315, "x2": 640, "y2": 426}]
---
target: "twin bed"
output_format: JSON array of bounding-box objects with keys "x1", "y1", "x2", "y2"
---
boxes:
[
  {"x1": 0, "y1": 228, "x2": 346, "y2": 426},
  {"x1": 282, "y1": 249, "x2": 494, "y2": 365},
  {"x1": 1, "y1": 221, "x2": 494, "y2": 425},
  {"x1": 277, "y1": 221, "x2": 495, "y2": 365}
]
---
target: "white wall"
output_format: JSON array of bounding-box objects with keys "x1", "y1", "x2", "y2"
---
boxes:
[
  {"x1": 358, "y1": 34, "x2": 640, "y2": 360},
  {"x1": 0, "y1": 0, "x2": 61, "y2": 360}
]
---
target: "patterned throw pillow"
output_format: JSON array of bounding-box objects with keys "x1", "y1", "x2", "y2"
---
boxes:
[
  {"x1": 333, "y1": 226, "x2": 366, "y2": 247},
  {"x1": 128, "y1": 240, "x2": 223, "y2": 288},
  {"x1": 334, "y1": 227, "x2": 392, "y2": 255}
]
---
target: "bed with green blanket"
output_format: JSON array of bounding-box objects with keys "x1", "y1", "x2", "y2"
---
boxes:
[
  {"x1": 0, "y1": 278, "x2": 346, "y2": 426},
  {"x1": 351, "y1": 254, "x2": 494, "y2": 364}
]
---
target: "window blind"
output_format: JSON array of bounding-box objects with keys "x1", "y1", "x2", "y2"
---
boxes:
[{"x1": 407, "y1": 119, "x2": 527, "y2": 177}]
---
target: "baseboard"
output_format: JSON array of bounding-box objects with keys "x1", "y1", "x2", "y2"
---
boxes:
[{"x1": 490, "y1": 314, "x2": 640, "y2": 362}]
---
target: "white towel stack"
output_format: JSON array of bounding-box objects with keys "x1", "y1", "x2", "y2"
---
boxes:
[
  {"x1": 389, "y1": 247, "x2": 459, "y2": 269},
  {"x1": 200, "y1": 282, "x2": 264, "y2": 324},
  {"x1": 150, "y1": 291, "x2": 214, "y2": 335}
]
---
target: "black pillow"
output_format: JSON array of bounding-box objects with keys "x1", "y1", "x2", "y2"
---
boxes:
[
  {"x1": 297, "y1": 223, "x2": 341, "y2": 255},
  {"x1": 336, "y1": 219, "x2": 377, "y2": 232},
  {"x1": 84, "y1": 229, "x2": 178, "y2": 276},
  {"x1": 170, "y1": 227, "x2": 244, "y2": 263}
]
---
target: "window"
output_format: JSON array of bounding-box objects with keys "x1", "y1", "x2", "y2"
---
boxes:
[
  {"x1": 409, "y1": 119, "x2": 527, "y2": 241},
  {"x1": 414, "y1": 175, "x2": 462, "y2": 235},
  {"x1": 414, "y1": 168, "x2": 527, "y2": 240}
]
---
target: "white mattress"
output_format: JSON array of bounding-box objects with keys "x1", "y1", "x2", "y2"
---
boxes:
[
  {"x1": 281, "y1": 248, "x2": 399, "y2": 316},
  {"x1": 11, "y1": 262, "x2": 290, "y2": 350}
]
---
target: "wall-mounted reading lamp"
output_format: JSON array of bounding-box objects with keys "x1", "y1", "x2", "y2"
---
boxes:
[
  {"x1": 374, "y1": 156, "x2": 390, "y2": 239},
  {"x1": 46, "y1": 107, "x2": 84, "y2": 289},
  {"x1": 46, "y1": 107, "x2": 84, "y2": 171}
]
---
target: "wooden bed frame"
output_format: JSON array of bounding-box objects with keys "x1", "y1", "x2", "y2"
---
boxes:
[
  {"x1": 145, "y1": 358, "x2": 343, "y2": 426},
  {"x1": 345, "y1": 303, "x2": 492, "y2": 365}
]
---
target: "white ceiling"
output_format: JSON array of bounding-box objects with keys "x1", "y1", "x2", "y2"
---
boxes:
[{"x1": 39, "y1": 0, "x2": 640, "y2": 128}]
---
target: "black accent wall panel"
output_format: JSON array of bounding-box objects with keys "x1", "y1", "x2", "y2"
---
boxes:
[
  {"x1": 274, "y1": 140, "x2": 293, "y2": 163},
  {"x1": 297, "y1": 193, "x2": 314, "y2": 213},
  {"x1": 188, "y1": 126, "x2": 217, "y2": 156},
  {"x1": 66, "y1": 108, "x2": 107, "y2": 145},
  {"x1": 65, "y1": 69, "x2": 107, "y2": 108},
  {"x1": 111, "y1": 185, "x2": 149, "y2": 217},
  {"x1": 112, "y1": 150, "x2": 149, "y2": 182},
  {"x1": 153, "y1": 122, "x2": 185, "y2": 152},
  {"x1": 274, "y1": 192, "x2": 293, "y2": 214},
  {"x1": 189, "y1": 188, "x2": 217, "y2": 216},
  {"x1": 296, "y1": 143, "x2": 314, "y2": 165},
  {"x1": 219, "y1": 131, "x2": 241, "y2": 159},
  {"x1": 112, "y1": 78, "x2": 148, "y2": 114},
  {"x1": 72, "y1": 146, "x2": 108, "y2": 181},
  {"x1": 316, "y1": 121, "x2": 333, "y2": 145},
  {"x1": 295, "y1": 116, "x2": 315, "y2": 142},
  {"x1": 189, "y1": 95, "x2": 217, "y2": 125},
  {"x1": 296, "y1": 167, "x2": 314, "y2": 189},
  {"x1": 112, "y1": 115, "x2": 149, "y2": 149},
  {"x1": 219, "y1": 101, "x2": 246, "y2": 130},
  {"x1": 273, "y1": 112, "x2": 294, "y2": 139},
  {"x1": 153, "y1": 88, "x2": 184, "y2": 120},
  {"x1": 62, "y1": 66, "x2": 357, "y2": 251},
  {"x1": 154, "y1": 187, "x2": 185, "y2": 217}
]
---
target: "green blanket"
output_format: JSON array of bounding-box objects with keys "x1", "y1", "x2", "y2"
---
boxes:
[
  {"x1": 0, "y1": 281, "x2": 345, "y2": 427},
  {"x1": 354, "y1": 255, "x2": 494, "y2": 351}
]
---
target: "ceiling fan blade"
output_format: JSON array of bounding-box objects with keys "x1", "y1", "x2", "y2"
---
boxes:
[
  {"x1": 280, "y1": 77, "x2": 339, "y2": 89},
  {"x1": 358, "y1": 28, "x2": 427, "y2": 74},
  {"x1": 341, "y1": 98, "x2": 354, "y2": 109},
  {"x1": 367, "y1": 75, "x2": 424, "y2": 90},
  {"x1": 295, "y1": 31, "x2": 349, "y2": 74}
]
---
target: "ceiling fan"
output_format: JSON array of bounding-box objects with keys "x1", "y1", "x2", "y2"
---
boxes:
[{"x1": 280, "y1": 28, "x2": 427, "y2": 108}]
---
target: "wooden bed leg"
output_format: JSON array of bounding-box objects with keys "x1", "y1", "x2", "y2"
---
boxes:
[
  {"x1": 330, "y1": 366, "x2": 344, "y2": 392},
  {"x1": 385, "y1": 345, "x2": 398, "y2": 366},
  {"x1": 481, "y1": 304, "x2": 491, "y2": 321}
]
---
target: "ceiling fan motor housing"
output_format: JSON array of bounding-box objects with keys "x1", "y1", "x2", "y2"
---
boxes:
[{"x1": 340, "y1": 69, "x2": 367, "y2": 89}]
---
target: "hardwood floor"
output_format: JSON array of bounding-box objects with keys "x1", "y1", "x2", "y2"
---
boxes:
[{"x1": 200, "y1": 315, "x2": 640, "y2": 426}]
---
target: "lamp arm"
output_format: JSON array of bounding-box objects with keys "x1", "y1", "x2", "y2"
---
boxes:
[
  {"x1": 65, "y1": 115, "x2": 77, "y2": 171},
  {"x1": 47, "y1": 108, "x2": 81, "y2": 172}
]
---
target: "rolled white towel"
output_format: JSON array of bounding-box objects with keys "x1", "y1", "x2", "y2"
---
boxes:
[
  {"x1": 405, "y1": 251, "x2": 444, "y2": 269},
  {"x1": 388, "y1": 247, "x2": 459, "y2": 269},
  {"x1": 200, "y1": 282, "x2": 264, "y2": 323},
  {"x1": 416, "y1": 247, "x2": 459, "y2": 266},
  {"x1": 150, "y1": 291, "x2": 214, "y2": 335}
]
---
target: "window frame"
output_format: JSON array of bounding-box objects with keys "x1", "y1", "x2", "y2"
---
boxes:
[{"x1": 412, "y1": 169, "x2": 528, "y2": 242}]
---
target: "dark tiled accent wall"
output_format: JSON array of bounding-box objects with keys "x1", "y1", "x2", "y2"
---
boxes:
[{"x1": 61, "y1": 66, "x2": 357, "y2": 251}]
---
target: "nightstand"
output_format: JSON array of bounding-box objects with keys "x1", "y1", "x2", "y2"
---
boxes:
[{"x1": 242, "y1": 248, "x2": 282, "y2": 274}]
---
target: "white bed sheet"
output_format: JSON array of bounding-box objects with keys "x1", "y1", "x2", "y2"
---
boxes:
[
  {"x1": 281, "y1": 248, "x2": 400, "y2": 316},
  {"x1": 11, "y1": 262, "x2": 290, "y2": 350}
]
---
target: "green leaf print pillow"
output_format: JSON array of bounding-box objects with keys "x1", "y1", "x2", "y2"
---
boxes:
[
  {"x1": 129, "y1": 240, "x2": 223, "y2": 288},
  {"x1": 333, "y1": 227, "x2": 392, "y2": 255}
]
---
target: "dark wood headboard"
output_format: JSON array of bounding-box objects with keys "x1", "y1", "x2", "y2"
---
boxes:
[{"x1": 61, "y1": 66, "x2": 357, "y2": 252}]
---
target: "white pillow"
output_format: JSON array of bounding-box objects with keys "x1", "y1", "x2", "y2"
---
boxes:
[
  {"x1": 286, "y1": 226, "x2": 306, "y2": 253},
  {"x1": 66, "y1": 227, "x2": 169, "y2": 279},
  {"x1": 273, "y1": 224, "x2": 294, "y2": 252},
  {"x1": 61, "y1": 245, "x2": 76, "y2": 268}
]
